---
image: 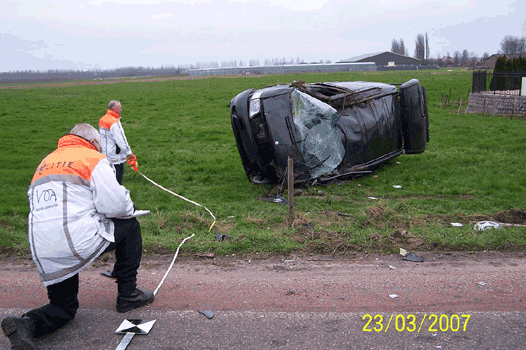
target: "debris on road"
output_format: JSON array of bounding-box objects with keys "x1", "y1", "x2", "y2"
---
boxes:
[
  {"x1": 198, "y1": 309, "x2": 214, "y2": 320},
  {"x1": 478, "y1": 282, "x2": 487, "y2": 286},
  {"x1": 399, "y1": 248, "x2": 407, "y2": 256},
  {"x1": 403, "y1": 252, "x2": 425, "y2": 262},
  {"x1": 389, "y1": 294, "x2": 398, "y2": 299},
  {"x1": 389, "y1": 265, "x2": 396, "y2": 270}
]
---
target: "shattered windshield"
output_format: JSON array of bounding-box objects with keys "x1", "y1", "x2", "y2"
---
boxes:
[{"x1": 291, "y1": 89, "x2": 345, "y2": 179}]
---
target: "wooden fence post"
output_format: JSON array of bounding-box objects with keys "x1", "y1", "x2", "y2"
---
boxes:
[{"x1": 288, "y1": 157, "x2": 294, "y2": 227}]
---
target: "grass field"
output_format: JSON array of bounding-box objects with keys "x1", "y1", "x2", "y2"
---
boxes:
[{"x1": 1, "y1": 69, "x2": 525, "y2": 256}]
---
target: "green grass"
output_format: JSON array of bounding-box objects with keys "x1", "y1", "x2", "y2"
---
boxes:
[{"x1": 1, "y1": 68, "x2": 525, "y2": 256}]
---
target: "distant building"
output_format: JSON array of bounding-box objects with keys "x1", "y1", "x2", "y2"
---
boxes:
[
  {"x1": 441, "y1": 56, "x2": 452, "y2": 66},
  {"x1": 481, "y1": 54, "x2": 524, "y2": 70},
  {"x1": 188, "y1": 62, "x2": 375, "y2": 76},
  {"x1": 338, "y1": 52, "x2": 421, "y2": 67}
]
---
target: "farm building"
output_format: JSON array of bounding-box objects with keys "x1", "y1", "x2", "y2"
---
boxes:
[
  {"x1": 480, "y1": 54, "x2": 524, "y2": 70},
  {"x1": 338, "y1": 52, "x2": 421, "y2": 67},
  {"x1": 188, "y1": 62, "x2": 376, "y2": 76}
]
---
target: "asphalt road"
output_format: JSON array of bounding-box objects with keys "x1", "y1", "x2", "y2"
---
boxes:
[{"x1": 1, "y1": 252, "x2": 525, "y2": 349}]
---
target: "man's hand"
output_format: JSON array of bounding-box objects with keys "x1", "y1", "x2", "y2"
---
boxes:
[{"x1": 127, "y1": 154, "x2": 138, "y2": 172}]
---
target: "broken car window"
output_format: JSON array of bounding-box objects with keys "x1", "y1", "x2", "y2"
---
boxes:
[{"x1": 291, "y1": 89, "x2": 345, "y2": 179}]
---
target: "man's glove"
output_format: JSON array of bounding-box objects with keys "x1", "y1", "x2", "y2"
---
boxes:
[{"x1": 127, "y1": 154, "x2": 138, "y2": 172}]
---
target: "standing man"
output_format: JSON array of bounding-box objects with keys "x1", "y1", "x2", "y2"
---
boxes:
[
  {"x1": 1, "y1": 124, "x2": 153, "y2": 350},
  {"x1": 99, "y1": 100, "x2": 137, "y2": 185}
]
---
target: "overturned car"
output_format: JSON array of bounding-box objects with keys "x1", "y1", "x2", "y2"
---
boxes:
[{"x1": 230, "y1": 79, "x2": 429, "y2": 184}]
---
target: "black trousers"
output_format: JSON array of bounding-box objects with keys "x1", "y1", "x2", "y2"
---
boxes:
[
  {"x1": 22, "y1": 218, "x2": 142, "y2": 338},
  {"x1": 114, "y1": 162, "x2": 125, "y2": 185}
]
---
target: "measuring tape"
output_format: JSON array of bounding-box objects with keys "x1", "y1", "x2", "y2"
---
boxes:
[{"x1": 137, "y1": 172, "x2": 216, "y2": 296}]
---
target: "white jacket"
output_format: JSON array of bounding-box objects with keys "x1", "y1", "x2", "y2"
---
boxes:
[
  {"x1": 27, "y1": 134, "x2": 135, "y2": 286},
  {"x1": 99, "y1": 109, "x2": 132, "y2": 164}
]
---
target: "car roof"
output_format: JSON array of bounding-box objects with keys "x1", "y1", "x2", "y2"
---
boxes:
[
  {"x1": 251, "y1": 81, "x2": 398, "y2": 100},
  {"x1": 316, "y1": 81, "x2": 398, "y2": 94}
]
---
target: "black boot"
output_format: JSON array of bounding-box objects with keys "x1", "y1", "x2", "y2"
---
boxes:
[
  {"x1": 1, "y1": 316, "x2": 37, "y2": 350},
  {"x1": 116, "y1": 283, "x2": 154, "y2": 313}
]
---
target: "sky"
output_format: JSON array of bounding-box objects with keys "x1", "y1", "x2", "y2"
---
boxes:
[{"x1": 2, "y1": 0, "x2": 526, "y2": 72}]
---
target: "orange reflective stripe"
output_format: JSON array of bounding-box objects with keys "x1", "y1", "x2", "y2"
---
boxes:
[
  {"x1": 31, "y1": 135, "x2": 105, "y2": 184},
  {"x1": 99, "y1": 110, "x2": 120, "y2": 130}
]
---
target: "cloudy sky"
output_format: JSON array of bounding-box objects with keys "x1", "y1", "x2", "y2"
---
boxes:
[{"x1": 2, "y1": 0, "x2": 525, "y2": 72}]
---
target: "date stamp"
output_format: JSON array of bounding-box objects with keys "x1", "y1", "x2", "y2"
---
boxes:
[{"x1": 362, "y1": 313, "x2": 471, "y2": 333}]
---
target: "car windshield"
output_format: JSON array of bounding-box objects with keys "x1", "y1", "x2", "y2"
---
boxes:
[{"x1": 291, "y1": 89, "x2": 345, "y2": 179}]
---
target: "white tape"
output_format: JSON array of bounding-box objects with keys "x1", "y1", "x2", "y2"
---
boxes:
[
  {"x1": 139, "y1": 172, "x2": 216, "y2": 232},
  {"x1": 138, "y1": 172, "x2": 216, "y2": 296}
]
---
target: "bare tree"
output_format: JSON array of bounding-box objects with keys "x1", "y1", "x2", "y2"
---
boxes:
[
  {"x1": 414, "y1": 34, "x2": 425, "y2": 60},
  {"x1": 500, "y1": 35, "x2": 526, "y2": 54},
  {"x1": 435, "y1": 52, "x2": 442, "y2": 67},
  {"x1": 453, "y1": 51, "x2": 460, "y2": 66},
  {"x1": 469, "y1": 52, "x2": 478, "y2": 67},
  {"x1": 391, "y1": 39, "x2": 400, "y2": 54},
  {"x1": 425, "y1": 32, "x2": 430, "y2": 63},
  {"x1": 391, "y1": 38, "x2": 408, "y2": 56},
  {"x1": 400, "y1": 39, "x2": 408, "y2": 56},
  {"x1": 461, "y1": 49, "x2": 469, "y2": 66}
]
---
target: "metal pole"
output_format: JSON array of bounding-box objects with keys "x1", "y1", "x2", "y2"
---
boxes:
[{"x1": 288, "y1": 157, "x2": 294, "y2": 227}]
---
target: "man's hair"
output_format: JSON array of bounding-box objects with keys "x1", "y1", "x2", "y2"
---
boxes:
[
  {"x1": 70, "y1": 124, "x2": 100, "y2": 143},
  {"x1": 108, "y1": 100, "x2": 121, "y2": 110}
]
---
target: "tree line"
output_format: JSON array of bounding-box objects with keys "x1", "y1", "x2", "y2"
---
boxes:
[
  {"x1": 0, "y1": 66, "x2": 187, "y2": 84},
  {"x1": 182, "y1": 57, "x2": 331, "y2": 70},
  {"x1": 3, "y1": 34, "x2": 524, "y2": 83},
  {"x1": 490, "y1": 55, "x2": 526, "y2": 91},
  {"x1": 391, "y1": 34, "x2": 525, "y2": 68},
  {"x1": 0, "y1": 56, "x2": 334, "y2": 83}
]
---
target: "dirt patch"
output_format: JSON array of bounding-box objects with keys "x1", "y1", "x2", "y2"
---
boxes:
[{"x1": 493, "y1": 209, "x2": 526, "y2": 224}]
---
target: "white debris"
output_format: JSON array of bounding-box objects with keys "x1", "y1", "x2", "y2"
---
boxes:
[
  {"x1": 474, "y1": 221, "x2": 501, "y2": 231},
  {"x1": 389, "y1": 294, "x2": 398, "y2": 299},
  {"x1": 399, "y1": 248, "x2": 407, "y2": 256},
  {"x1": 393, "y1": 185, "x2": 402, "y2": 189},
  {"x1": 451, "y1": 222, "x2": 463, "y2": 227},
  {"x1": 389, "y1": 265, "x2": 396, "y2": 270}
]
